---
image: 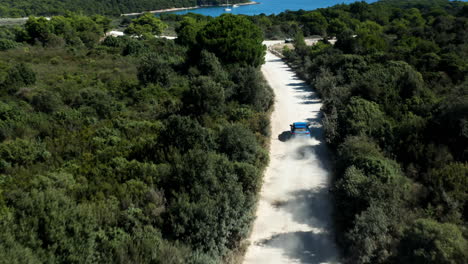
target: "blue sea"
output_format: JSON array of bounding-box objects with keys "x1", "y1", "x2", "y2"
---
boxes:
[{"x1": 165, "y1": 0, "x2": 378, "y2": 16}]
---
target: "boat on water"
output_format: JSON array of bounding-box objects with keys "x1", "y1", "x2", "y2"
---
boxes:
[
  {"x1": 224, "y1": 0, "x2": 232, "y2": 11},
  {"x1": 233, "y1": 4, "x2": 239, "y2": 8}
]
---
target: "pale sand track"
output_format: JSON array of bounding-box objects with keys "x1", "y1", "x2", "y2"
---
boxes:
[{"x1": 243, "y1": 43, "x2": 340, "y2": 264}]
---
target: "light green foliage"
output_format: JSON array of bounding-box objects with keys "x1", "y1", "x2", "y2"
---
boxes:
[
  {"x1": 124, "y1": 13, "x2": 167, "y2": 39},
  {"x1": 0, "y1": 138, "x2": 49, "y2": 171},
  {"x1": 0, "y1": 38, "x2": 17, "y2": 51}
]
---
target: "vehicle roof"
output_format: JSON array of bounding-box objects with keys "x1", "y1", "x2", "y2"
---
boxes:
[{"x1": 293, "y1": 122, "x2": 308, "y2": 126}]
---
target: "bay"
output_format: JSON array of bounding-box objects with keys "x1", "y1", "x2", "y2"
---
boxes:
[{"x1": 164, "y1": 0, "x2": 378, "y2": 17}]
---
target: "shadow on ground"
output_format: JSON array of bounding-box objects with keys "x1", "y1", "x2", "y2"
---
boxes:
[
  {"x1": 257, "y1": 231, "x2": 338, "y2": 264},
  {"x1": 278, "y1": 131, "x2": 292, "y2": 142},
  {"x1": 279, "y1": 187, "x2": 333, "y2": 229}
]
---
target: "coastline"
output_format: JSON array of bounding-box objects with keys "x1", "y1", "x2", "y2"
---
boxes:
[{"x1": 121, "y1": 1, "x2": 259, "y2": 16}]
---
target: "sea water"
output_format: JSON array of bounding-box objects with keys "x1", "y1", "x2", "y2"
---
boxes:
[{"x1": 164, "y1": 0, "x2": 378, "y2": 16}]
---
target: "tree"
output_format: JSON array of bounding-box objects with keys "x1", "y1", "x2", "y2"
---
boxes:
[
  {"x1": 125, "y1": 13, "x2": 167, "y2": 39},
  {"x1": 197, "y1": 50, "x2": 228, "y2": 83},
  {"x1": 175, "y1": 17, "x2": 205, "y2": 47},
  {"x1": 137, "y1": 53, "x2": 174, "y2": 86},
  {"x1": 398, "y1": 219, "x2": 468, "y2": 264},
  {"x1": 31, "y1": 90, "x2": 63, "y2": 113},
  {"x1": 217, "y1": 123, "x2": 258, "y2": 164},
  {"x1": 342, "y1": 97, "x2": 390, "y2": 143},
  {"x1": 1, "y1": 63, "x2": 36, "y2": 94},
  {"x1": 300, "y1": 12, "x2": 328, "y2": 36},
  {"x1": 328, "y1": 18, "x2": 348, "y2": 36},
  {"x1": 159, "y1": 115, "x2": 215, "y2": 154},
  {"x1": 24, "y1": 16, "x2": 53, "y2": 44},
  {"x1": 197, "y1": 14, "x2": 265, "y2": 67},
  {"x1": 0, "y1": 39, "x2": 16, "y2": 51},
  {"x1": 230, "y1": 66, "x2": 274, "y2": 111},
  {"x1": 428, "y1": 162, "x2": 468, "y2": 220},
  {"x1": 345, "y1": 204, "x2": 393, "y2": 264},
  {"x1": 183, "y1": 76, "x2": 224, "y2": 116}
]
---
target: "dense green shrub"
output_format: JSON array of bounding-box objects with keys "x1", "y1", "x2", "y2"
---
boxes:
[
  {"x1": 0, "y1": 63, "x2": 36, "y2": 94},
  {"x1": 197, "y1": 14, "x2": 266, "y2": 67},
  {"x1": 0, "y1": 13, "x2": 269, "y2": 263},
  {"x1": 278, "y1": 0, "x2": 468, "y2": 263},
  {"x1": 0, "y1": 38, "x2": 16, "y2": 51},
  {"x1": 398, "y1": 219, "x2": 468, "y2": 264}
]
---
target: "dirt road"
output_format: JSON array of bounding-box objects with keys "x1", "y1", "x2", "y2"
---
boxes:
[{"x1": 243, "y1": 43, "x2": 340, "y2": 264}]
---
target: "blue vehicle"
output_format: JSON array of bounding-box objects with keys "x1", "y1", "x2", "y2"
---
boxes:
[{"x1": 290, "y1": 122, "x2": 311, "y2": 137}]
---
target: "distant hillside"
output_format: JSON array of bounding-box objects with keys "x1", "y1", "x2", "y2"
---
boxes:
[{"x1": 0, "y1": 0, "x2": 249, "y2": 17}]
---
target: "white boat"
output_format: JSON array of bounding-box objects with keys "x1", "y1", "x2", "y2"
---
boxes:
[
  {"x1": 224, "y1": 0, "x2": 232, "y2": 11},
  {"x1": 233, "y1": 4, "x2": 239, "y2": 8}
]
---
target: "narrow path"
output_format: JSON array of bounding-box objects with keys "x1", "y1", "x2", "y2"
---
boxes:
[{"x1": 243, "y1": 43, "x2": 340, "y2": 264}]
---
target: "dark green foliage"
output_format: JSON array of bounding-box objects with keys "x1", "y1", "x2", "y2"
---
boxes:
[
  {"x1": 300, "y1": 12, "x2": 328, "y2": 36},
  {"x1": 398, "y1": 219, "x2": 468, "y2": 263},
  {"x1": 197, "y1": 14, "x2": 266, "y2": 67},
  {"x1": 218, "y1": 124, "x2": 258, "y2": 164},
  {"x1": 427, "y1": 163, "x2": 468, "y2": 221},
  {"x1": 124, "y1": 13, "x2": 167, "y2": 39},
  {"x1": 160, "y1": 115, "x2": 215, "y2": 153},
  {"x1": 0, "y1": 63, "x2": 36, "y2": 94},
  {"x1": 31, "y1": 90, "x2": 62, "y2": 113},
  {"x1": 175, "y1": 17, "x2": 205, "y2": 47},
  {"x1": 183, "y1": 76, "x2": 224, "y2": 115},
  {"x1": 342, "y1": 97, "x2": 390, "y2": 141},
  {"x1": 0, "y1": 12, "x2": 269, "y2": 264},
  {"x1": 164, "y1": 149, "x2": 254, "y2": 256},
  {"x1": 276, "y1": 0, "x2": 468, "y2": 263},
  {"x1": 137, "y1": 53, "x2": 175, "y2": 87},
  {"x1": 197, "y1": 50, "x2": 228, "y2": 83},
  {"x1": 19, "y1": 14, "x2": 109, "y2": 47},
  {"x1": 230, "y1": 66, "x2": 274, "y2": 111}
]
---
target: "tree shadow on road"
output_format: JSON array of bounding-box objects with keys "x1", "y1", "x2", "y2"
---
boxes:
[
  {"x1": 280, "y1": 187, "x2": 334, "y2": 230},
  {"x1": 257, "y1": 231, "x2": 340, "y2": 264}
]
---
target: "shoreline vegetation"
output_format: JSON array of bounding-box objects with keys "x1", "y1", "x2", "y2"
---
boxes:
[{"x1": 121, "y1": 1, "x2": 259, "y2": 16}]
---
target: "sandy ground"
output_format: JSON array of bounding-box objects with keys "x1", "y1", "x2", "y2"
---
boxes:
[{"x1": 243, "y1": 42, "x2": 340, "y2": 264}]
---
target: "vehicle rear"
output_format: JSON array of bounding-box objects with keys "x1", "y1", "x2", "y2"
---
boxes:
[{"x1": 291, "y1": 122, "x2": 311, "y2": 137}]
